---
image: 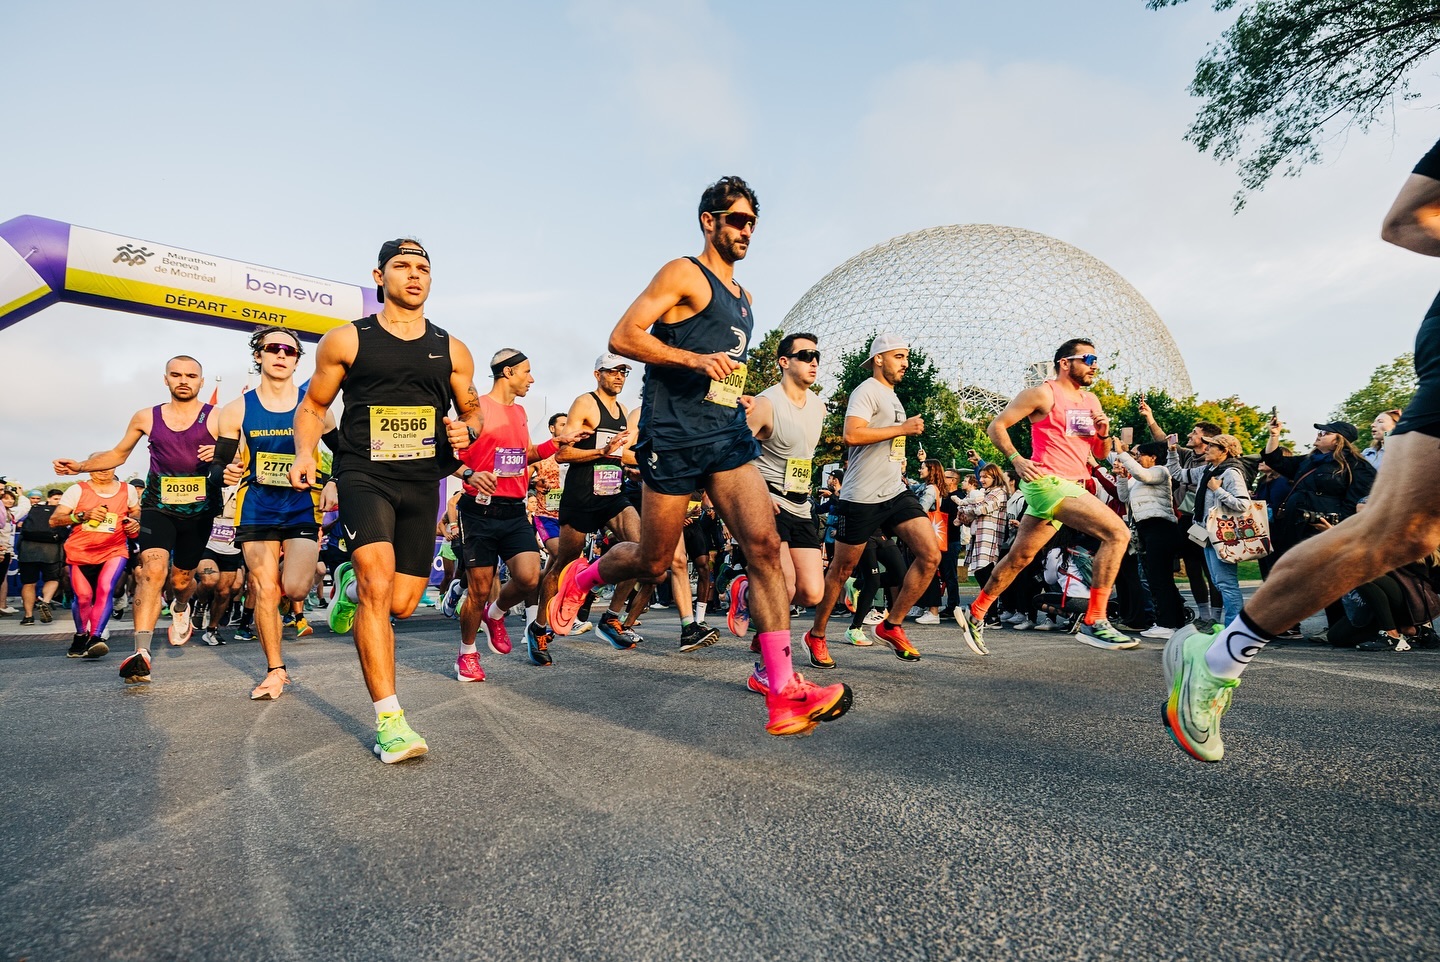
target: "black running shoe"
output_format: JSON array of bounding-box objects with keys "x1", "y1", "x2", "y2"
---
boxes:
[
  {"x1": 119, "y1": 649, "x2": 152, "y2": 684},
  {"x1": 526, "y1": 621, "x2": 554, "y2": 667},
  {"x1": 37, "y1": 601, "x2": 52, "y2": 624},
  {"x1": 20, "y1": 616, "x2": 34, "y2": 626},
  {"x1": 679, "y1": 621, "x2": 720, "y2": 652},
  {"x1": 596, "y1": 613, "x2": 636, "y2": 650},
  {"x1": 67, "y1": 634, "x2": 89, "y2": 657}
]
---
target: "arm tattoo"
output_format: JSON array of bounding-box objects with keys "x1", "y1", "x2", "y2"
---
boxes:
[{"x1": 299, "y1": 405, "x2": 326, "y2": 424}]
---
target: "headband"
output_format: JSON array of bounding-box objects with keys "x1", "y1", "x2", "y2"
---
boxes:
[{"x1": 491, "y1": 352, "x2": 528, "y2": 377}]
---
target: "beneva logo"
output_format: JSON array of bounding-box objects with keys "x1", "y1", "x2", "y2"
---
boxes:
[{"x1": 246, "y1": 273, "x2": 335, "y2": 306}]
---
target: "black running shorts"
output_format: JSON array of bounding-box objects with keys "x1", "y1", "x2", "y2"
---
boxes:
[
  {"x1": 775, "y1": 509, "x2": 821, "y2": 550},
  {"x1": 336, "y1": 472, "x2": 439, "y2": 578},
  {"x1": 833, "y1": 492, "x2": 927, "y2": 546},
  {"x1": 138, "y1": 509, "x2": 213, "y2": 570},
  {"x1": 456, "y1": 498, "x2": 538, "y2": 568},
  {"x1": 1392, "y1": 309, "x2": 1440, "y2": 440},
  {"x1": 198, "y1": 549, "x2": 244, "y2": 573},
  {"x1": 559, "y1": 494, "x2": 633, "y2": 535},
  {"x1": 636, "y1": 430, "x2": 761, "y2": 497}
]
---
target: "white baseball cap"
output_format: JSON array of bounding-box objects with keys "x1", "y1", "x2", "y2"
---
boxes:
[
  {"x1": 593, "y1": 353, "x2": 630, "y2": 372},
  {"x1": 866, "y1": 332, "x2": 909, "y2": 366}
]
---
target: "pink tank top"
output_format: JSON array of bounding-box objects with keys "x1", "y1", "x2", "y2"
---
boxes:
[{"x1": 1030, "y1": 380, "x2": 1102, "y2": 482}]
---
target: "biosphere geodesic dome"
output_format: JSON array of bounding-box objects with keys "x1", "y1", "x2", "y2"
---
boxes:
[{"x1": 780, "y1": 225, "x2": 1192, "y2": 411}]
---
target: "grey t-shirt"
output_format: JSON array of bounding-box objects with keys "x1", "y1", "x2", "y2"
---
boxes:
[{"x1": 839, "y1": 377, "x2": 907, "y2": 505}]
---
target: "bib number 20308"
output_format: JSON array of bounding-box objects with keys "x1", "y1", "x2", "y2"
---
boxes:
[
  {"x1": 370, "y1": 406, "x2": 436, "y2": 461},
  {"x1": 160, "y1": 476, "x2": 206, "y2": 505}
]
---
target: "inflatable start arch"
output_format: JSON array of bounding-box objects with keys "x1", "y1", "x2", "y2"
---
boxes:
[{"x1": 0, "y1": 215, "x2": 379, "y2": 340}]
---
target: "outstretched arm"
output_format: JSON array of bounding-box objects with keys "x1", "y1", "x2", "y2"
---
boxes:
[
  {"x1": 1381, "y1": 171, "x2": 1440, "y2": 257},
  {"x1": 54, "y1": 408, "x2": 150, "y2": 475}
]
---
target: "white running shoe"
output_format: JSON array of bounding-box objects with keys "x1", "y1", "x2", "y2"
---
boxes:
[
  {"x1": 915, "y1": 612, "x2": 940, "y2": 625},
  {"x1": 1012, "y1": 618, "x2": 1035, "y2": 631},
  {"x1": 168, "y1": 603, "x2": 193, "y2": 646},
  {"x1": 862, "y1": 609, "x2": 885, "y2": 626},
  {"x1": 1000, "y1": 611, "x2": 1023, "y2": 626},
  {"x1": 907, "y1": 606, "x2": 924, "y2": 619},
  {"x1": 1141, "y1": 624, "x2": 1175, "y2": 640},
  {"x1": 1032, "y1": 615, "x2": 1055, "y2": 632}
]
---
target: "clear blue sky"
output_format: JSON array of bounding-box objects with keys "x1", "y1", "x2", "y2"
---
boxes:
[{"x1": 5, "y1": 1, "x2": 1438, "y2": 484}]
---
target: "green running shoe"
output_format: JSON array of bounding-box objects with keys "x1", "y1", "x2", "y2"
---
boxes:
[
  {"x1": 1075, "y1": 619, "x2": 1138, "y2": 650},
  {"x1": 1163, "y1": 625, "x2": 1240, "y2": 763},
  {"x1": 328, "y1": 562, "x2": 357, "y2": 635},
  {"x1": 374, "y1": 709, "x2": 429, "y2": 764},
  {"x1": 958, "y1": 606, "x2": 990, "y2": 656}
]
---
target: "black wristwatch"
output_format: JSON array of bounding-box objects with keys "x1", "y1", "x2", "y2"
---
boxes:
[{"x1": 461, "y1": 468, "x2": 476, "y2": 482}]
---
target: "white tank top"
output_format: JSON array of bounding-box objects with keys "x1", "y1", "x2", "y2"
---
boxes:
[{"x1": 754, "y1": 383, "x2": 826, "y2": 518}]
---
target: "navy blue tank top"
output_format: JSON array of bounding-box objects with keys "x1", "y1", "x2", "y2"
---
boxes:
[{"x1": 637, "y1": 257, "x2": 753, "y2": 450}]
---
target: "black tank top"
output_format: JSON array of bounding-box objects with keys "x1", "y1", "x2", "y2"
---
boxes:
[
  {"x1": 337, "y1": 315, "x2": 460, "y2": 481},
  {"x1": 637, "y1": 256, "x2": 753, "y2": 450},
  {"x1": 561, "y1": 392, "x2": 628, "y2": 506}
]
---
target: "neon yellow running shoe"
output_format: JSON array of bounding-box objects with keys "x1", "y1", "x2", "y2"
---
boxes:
[
  {"x1": 328, "y1": 562, "x2": 357, "y2": 635},
  {"x1": 1163, "y1": 625, "x2": 1240, "y2": 763},
  {"x1": 374, "y1": 710, "x2": 428, "y2": 764}
]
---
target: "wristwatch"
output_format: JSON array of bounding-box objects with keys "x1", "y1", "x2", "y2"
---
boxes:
[{"x1": 461, "y1": 468, "x2": 476, "y2": 482}]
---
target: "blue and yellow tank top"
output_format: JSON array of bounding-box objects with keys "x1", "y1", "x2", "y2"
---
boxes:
[{"x1": 234, "y1": 389, "x2": 320, "y2": 529}]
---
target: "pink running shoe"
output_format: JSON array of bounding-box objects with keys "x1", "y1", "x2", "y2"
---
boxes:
[
  {"x1": 483, "y1": 611, "x2": 513, "y2": 655},
  {"x1": 456, "y1": 650, "x2": 486, "y2": 683},
  {"x1": 548, "y1": 559, "x2": 592, "y2": 637},
  {"x1": 727, "y1": 575, "x2": 750, "y2": 637},
  {"x1": 764, "y1": 673, "x2": 853, "y2": 736}
]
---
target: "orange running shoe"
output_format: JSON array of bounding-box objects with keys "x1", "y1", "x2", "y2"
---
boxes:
[
  {"x1": 765, "y1": 672, "x2": 853, "y2": 736},
  {"x1": 803, "y1": 630, "x2": 835, "y2": 669},
  {"x1": 873, "y1": 620, "x2": 921, "y2": 661}
]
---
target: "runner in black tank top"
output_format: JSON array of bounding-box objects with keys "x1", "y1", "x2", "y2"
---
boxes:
[
  {"x1": 289, "y1": 238, "x2": 483, "y2": 764},
  {"x1": 545, "y1": 177, "x2": 852, "y2": 739},
  {"x1": 532, "y1": 354, "x2": 648, "y2": 660}
]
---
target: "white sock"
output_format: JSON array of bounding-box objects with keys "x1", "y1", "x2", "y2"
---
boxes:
[
  {"x1": 373, "y1": 695, "x2": 401, "y2": 719},
  {"x1": 345, "y1": 582, "x2": 359, "y2": 603},
  {"x1": 459, "y1": 642, "x2": 478, "y2": 655},
  {"x1": 486, "y1": 601, "x2": 504, "y2": 621},
  {"x1": 696, "y1": 602, "x2": 707, "y2": 622},
  {"x1": 525, "y1": 605, "x2": 538, "y2": 624},
  {"x1": 1204, "y1": 611, "x2": 1270, "y2": 680}
]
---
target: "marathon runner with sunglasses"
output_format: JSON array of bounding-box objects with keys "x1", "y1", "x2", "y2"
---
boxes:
[
  {"x1": 529, "y1": 353, "x2": 645, "y2": 663},
  {"x1": 547, "y1": 176, "x2": 852, "y2": 737},
  {"x1": 214, "y1": 327, "x2": 336, "y2": 701},
  {"x1": 957, "y1": 338, "x2": 1137, "y2": 654},
  {"x1": 734, "y1": 332, "x2": 827, "y2": 689},
  {"x1": 290, "y1": 239, "x2": 481, "y2": 763}
]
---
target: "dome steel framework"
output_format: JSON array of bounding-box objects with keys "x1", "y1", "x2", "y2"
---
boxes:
[{"x1": 780, "y1": 225, "x2": 1192, "y2": 414}]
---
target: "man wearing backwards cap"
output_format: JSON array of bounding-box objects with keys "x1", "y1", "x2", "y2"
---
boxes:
[
  {"x1": 445, "y1": 348, "x2": 588, "y2": 683},
  {"x1": 546, "y1": 175, "x2": 853, "y2": 737},
  {"x1": 960, "y1": 337, "x2": 1139, "y2": 655},
  {"x1": 530, "y1": 352, "x2": 647, "y2": 663},
  {"x1": 805, "y1": 332, "x2": 938, "y2": 665},
  {"x1": 289, "y1": 238, "x2": 482, "y2": 764}
]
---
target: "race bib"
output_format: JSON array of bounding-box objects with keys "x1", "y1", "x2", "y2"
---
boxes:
[
  {"x1": 545, "y1": 488, "x2": 562, "y2": 512},
  {"x1": 889, "y1": 436, "x2": 906, "y2": 463},
  {"x1": 160, "y1": 476, "x2": 207, "y2": 505},
  {"x1": 369, "y1": 405, "x2": 436, "y2": 461},
  {"x1": 495, "y1": 447, "x2": 526, "y2": 477},
  {"x1": 90, "y1": 511, "x2": 120, "y2": 534},
  {"x1": 210, "y1": 521, "x2": 236, "y2": 546},
  {"x1": 1064, "y1": 408, "x2": 1096, "y2": 438},
  {"x1": 784, "y1": 457, "x2": 813, "y2": 494},
  {"x1": 705, "y1": 364, "x2": 747, "y2": 408},
  {"x1": 593, "y1": 464, "x2": 623, "y2": 496},
  {"x1": 254, "y1": 451, "x2": 295, "y2": 487}
]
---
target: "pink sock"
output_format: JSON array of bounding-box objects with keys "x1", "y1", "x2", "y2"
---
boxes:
[
  {"x1": 576, "y1": 559, "x2": 608, "y2": 594},
  {"x1": 757, "y1": 631, "x2": 794, "y2": 694}
]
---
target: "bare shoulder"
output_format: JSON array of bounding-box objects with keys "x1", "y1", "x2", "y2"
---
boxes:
[
  {"x1": 130, "y1": 405, "x2": 156, "y2": 435},
  {"x1": 568, "y1": 391, "x2": 601, "y2": 428},
  {"x1": 316, "y1": 323, "x2": 359, "y2": 365}
]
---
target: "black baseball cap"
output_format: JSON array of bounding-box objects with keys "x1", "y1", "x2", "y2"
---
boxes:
[
  {"x1": 1313, "y1": 421, "x2": 1358, "y2": 443},
  {"x1": 376, "y1": 239, "x2": 430, "y2": 301}
]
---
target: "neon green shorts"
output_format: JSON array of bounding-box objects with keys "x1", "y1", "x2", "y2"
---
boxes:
[
  {"x1": 1020, "y1": 475, "x2": 1087, "y2": 529},
  {"x1": 439, "y1": 541, "x2": 457, "y2": 562}
]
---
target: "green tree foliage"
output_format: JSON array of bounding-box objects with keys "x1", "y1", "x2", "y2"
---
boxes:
[
  {"x1": 817, "y1": 337, "x2": 997, "y2": 478},
  {"x1": 1149, "y1": 0, "x2": 1440, "y2": 207},
  {"x1": 1331, "y1": 351, "x2": 1418, "y2": 424},
  {"x1": 745, "y1": 327, "x2": 785, "y2": 398},
  {"x1": 1090, "y1": 378, "x2": 1277, "y2": 454}
]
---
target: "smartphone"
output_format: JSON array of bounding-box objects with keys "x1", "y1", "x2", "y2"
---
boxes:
[
  {"x1": 1166, "y1": 433, "x2": 1178, "y2": 445},
  {"x1": 1120, "y1": 427, "x2": 1133, "y2": 445}
]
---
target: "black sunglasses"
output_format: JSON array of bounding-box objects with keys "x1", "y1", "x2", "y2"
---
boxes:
[
  {"x1": 261, "y1": 343, "x2": 300, "y2": 358},
  {"x1": 782, "y1": 349, "x2": 820, "y2": 363},
  {"x1": 709, "y1": 210, "x2": 757, "y2": 232}
]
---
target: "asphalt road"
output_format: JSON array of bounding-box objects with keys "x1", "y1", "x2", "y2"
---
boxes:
[{"x1": 2, "y1": 602, "x2": 1437, "y2": 961}]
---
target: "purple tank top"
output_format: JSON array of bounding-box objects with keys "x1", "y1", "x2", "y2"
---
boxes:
[{"x1": 142, "y1": 403, "x2": 214, "y2": 515}]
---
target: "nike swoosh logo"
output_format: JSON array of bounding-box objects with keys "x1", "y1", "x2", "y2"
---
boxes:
[
  {"x1": 429, "y1": 353, "x2": 444, "y2": 359},
  {"x1": 344, "y1": 525, "x2": 357, "y2": 539}
]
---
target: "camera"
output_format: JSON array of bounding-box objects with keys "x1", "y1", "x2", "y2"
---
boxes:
[{"x1": 1296, "y1": 510, "x2": 1341, "y2": 526}]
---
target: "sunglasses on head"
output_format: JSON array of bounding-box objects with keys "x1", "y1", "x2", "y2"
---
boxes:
[
  {"x1": 709, "y1": 210, "x2": 757, "y2": 232},
  {"x1": 261, "y1": 343, "x2": 300, "y2": 358},
  {"x1": 783, "y1": 349, "x2": 820, "y2": 363},
  {"x1": 1063, "y1": 353, "x2": 1099, "y2": 366}
]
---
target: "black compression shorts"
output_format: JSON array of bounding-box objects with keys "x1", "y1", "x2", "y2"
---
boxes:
[
  {"x1": 336, "y1": 473, "x2": 439, "y2": 579},
  {"x1": 138, "y1": 510, "x2": 213, "y2": 570}
]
